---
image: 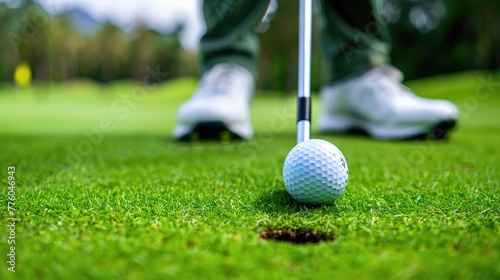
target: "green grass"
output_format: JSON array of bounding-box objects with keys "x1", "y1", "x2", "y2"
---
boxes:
[{"x1": 0, "y1": 72, "x2": 499, "y2": 279}]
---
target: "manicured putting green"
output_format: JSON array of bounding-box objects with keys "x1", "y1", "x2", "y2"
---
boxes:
[{"x1": 0, "y1": 72, "x2": 498, "y2": 279}]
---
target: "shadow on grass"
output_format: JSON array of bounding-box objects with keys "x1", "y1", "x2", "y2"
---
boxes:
[{"x1": 252, "y1": 189, "x2": 341, "y2": 215}]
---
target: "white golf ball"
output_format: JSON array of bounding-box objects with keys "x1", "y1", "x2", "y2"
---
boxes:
[{"x1": 282, "y1": 139, "x2": 349, "y2": 205}]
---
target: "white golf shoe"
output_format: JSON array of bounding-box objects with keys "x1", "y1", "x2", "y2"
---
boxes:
[
  {"x1": 174, "y1": 63, "x2": 254, "y2": 140},
  {"x1": 318, "y1": 66, "x2": 458, "y2": 140}
]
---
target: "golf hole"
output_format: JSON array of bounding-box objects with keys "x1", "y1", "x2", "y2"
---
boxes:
[{"x1": 259, "y1": 228, "x2": 336, "y2": 244}]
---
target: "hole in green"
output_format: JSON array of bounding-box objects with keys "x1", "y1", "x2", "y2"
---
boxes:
[{"x1": 259, "y1": 228, "x2": 336, "y2": 244}]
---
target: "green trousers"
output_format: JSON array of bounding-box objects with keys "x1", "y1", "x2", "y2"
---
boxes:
[{"x1": 200, "y1": 0, "x2": 391, "y2": 83}]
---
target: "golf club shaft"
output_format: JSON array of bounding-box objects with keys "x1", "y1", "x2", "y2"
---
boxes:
[{"x1": 297, "y1": 0, "x2": 313, "y2": 144}]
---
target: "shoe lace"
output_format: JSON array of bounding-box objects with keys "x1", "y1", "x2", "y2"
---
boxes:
[
  {"x1": 374, "y1": 66, "x2": 415, "y2": 98},
  {"x1": 201, "y1": 65, "x2": 240, "y2": 96}
]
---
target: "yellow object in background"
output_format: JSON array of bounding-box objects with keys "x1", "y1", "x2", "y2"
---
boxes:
[{"x1": 14, "y1": 62, "x2": 32, "y2": 87}]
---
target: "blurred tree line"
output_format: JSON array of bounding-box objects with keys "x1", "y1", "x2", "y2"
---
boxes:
[
  {"x1": 1, "y1": 0, "x2": 498, "y2": 91},
  {"x1": 0, "y1": 0, "x2": 196, "y2": 84}
]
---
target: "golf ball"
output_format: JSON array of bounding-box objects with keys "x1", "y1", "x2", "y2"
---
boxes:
[{"x1": 282, "y1": 139, "x2": 348, "y2": 204}]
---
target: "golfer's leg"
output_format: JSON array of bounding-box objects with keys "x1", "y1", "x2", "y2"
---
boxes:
[
  {"x1": 317, "y1": 0, "x2": 458, "y2": 140},
  {"x1": 319, "y1": 0, "x2": 391, "y2": 82},
  {"x1": 200, "y1": 0, "x2": 271, "y2": 77},
  {"x1": 174, "y1": 0, "x2": 271, "y2": 140}
]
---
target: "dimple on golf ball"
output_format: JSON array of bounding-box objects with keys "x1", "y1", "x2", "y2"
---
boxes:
[{"x1": 282, "y1": 139, "x2": 349, "y2": 205}]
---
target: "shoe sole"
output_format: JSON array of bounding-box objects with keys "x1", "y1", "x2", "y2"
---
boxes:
[
  {"x1": 319, "y1": 114, "x2": 457, "y2": 140},
  {"x1": 175, "y1": 121, "x2": 246, "y2": 142},
  {"x1": 405, "y1": 120, "x2": 457, "y2": 140}
]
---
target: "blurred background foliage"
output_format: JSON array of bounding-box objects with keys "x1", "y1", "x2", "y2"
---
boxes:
[{"x1": 0, "y1": 0, "x2": 498, "y2": 92}]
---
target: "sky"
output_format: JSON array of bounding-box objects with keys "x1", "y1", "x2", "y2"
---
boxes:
[{"x1": 5, "y1": 0, "x2": 205, "y2": 50}]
